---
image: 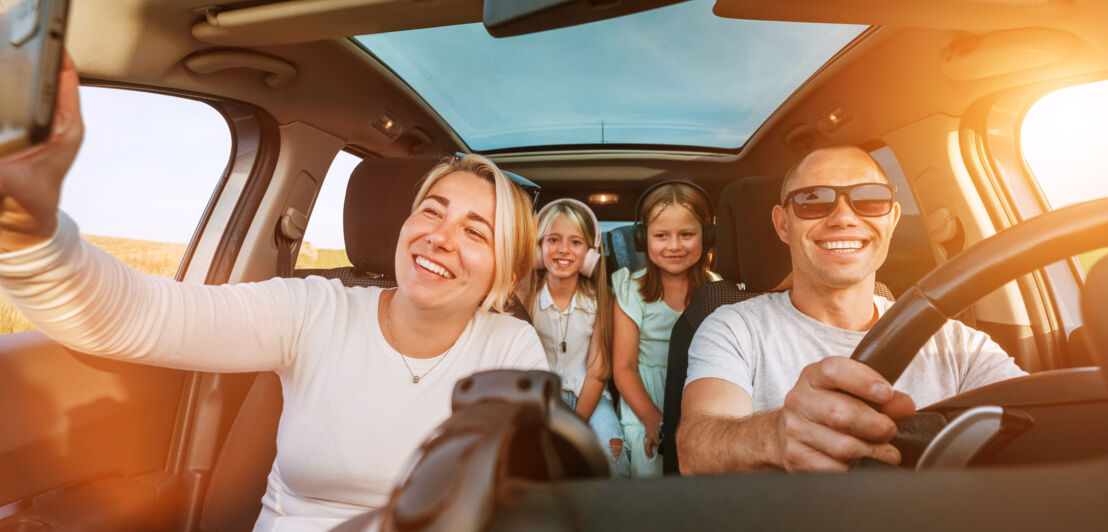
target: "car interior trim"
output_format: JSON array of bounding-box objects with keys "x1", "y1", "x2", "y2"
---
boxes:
[
  {"x1": 205, "y1": 109, "x2": 281, "y2": 284},
  {"x1": 190, "y1": 0, "x2": 483, "y2": 47},
  {"x1": 183, "y1": 49, "x2": 299, "y2": 89},
  {"x1": 714, "y1": 0, "x2": 1074, "y2": 31}
]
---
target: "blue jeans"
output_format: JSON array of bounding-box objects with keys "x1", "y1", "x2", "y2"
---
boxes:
[{"x1": 561, "y1": 390, "x2": 631, "y2": 478}]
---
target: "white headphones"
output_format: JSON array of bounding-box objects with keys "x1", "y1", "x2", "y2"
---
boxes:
[{"x1": 533, "y1": 198, "x2": 603, "y2": 278}]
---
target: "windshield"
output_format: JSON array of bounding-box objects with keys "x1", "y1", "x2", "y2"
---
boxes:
[{"x1": 356, "y1": 0, "x2": 866, "y2": 152}]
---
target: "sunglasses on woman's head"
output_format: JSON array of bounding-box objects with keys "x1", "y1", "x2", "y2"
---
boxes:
[{"x1": 782, "y1": 182, "x2": 896, "y2": 219}]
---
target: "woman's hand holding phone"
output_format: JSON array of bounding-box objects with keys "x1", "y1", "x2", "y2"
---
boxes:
[{"x1": 0, "y1": 53, "x2": 83, "y2": 252}]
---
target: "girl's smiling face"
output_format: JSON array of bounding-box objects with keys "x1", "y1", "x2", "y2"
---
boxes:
[
  {"x1": 540, "y1": 214, "x2": 590, "y2": 281},
  {"x1": 645, "y1": 204, "x2": 703, "y2": 278}
]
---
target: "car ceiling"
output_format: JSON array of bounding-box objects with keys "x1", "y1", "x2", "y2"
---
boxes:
[{"x1": 17, "y1": 0, "x2": 1108, "y2": 220}]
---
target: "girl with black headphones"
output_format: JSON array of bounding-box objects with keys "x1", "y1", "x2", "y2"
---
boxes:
[
  {"x1": 612, "y1": 181, "x2": 718, "y2": 478},
  {"x1": 530, "y1": 198, "x2": 629, "y2": 477}
]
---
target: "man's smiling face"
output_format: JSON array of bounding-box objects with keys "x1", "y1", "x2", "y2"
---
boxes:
[{"x1": 771, "y1": 146, "x2": 901, "y2": 290}]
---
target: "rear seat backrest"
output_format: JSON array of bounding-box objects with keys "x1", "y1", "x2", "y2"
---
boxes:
[
  {"x1": 604, "y1": 224, "x2": 646, "y2": 274},
  {"x1": 713, "y1": 175, "x2": 791, "y2": 290}
]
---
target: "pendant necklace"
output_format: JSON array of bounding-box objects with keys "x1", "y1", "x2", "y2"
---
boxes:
[
  {"x1": 384, "y1": 306, "x2": 448, "y2": 384},
  {"x1": 558, "y1": 308, "x2": 571, "y2": 354}
]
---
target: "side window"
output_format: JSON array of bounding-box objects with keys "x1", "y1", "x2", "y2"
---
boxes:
[
  {"x1": 295, "y1": 151, "x2": 362, "y2": 270},
  {"x1": 870, "y1": 146, "x2": 935, "y2": 296},
  {"x1": 1021, "y1": 80, "x2": 1108, "y2": 272},
  {"x1": 0, "y1": 87, "x2": 231, "y2": 334}
]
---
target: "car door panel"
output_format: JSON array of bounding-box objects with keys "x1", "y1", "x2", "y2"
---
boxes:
[{"x1": 0, "y1": 331, "x2": 186, "y2": 513}]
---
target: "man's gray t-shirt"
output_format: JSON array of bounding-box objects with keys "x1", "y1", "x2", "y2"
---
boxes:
[{"x1": 686, "y1": 291, "x2": 1027, "y2": 411}]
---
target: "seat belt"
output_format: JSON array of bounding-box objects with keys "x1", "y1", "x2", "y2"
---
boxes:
[{"x1": 276, "y1": 207, "x2": 308, "y2": 278}]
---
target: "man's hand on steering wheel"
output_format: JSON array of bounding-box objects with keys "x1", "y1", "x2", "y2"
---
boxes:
[{"x1": 776, "y1": 356, "x2": 916, "y2": 471}]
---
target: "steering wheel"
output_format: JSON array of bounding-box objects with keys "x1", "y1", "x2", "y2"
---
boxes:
[
  {"x1": 849, "y1": 196, "x2": 1108, "y2": 467},
  {"x1": 371, "y1": 370, "x2": 610, "y2": 532}
]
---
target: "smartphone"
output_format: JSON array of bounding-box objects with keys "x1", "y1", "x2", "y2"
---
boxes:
[{"x1": 0, "y1": 0, "x2": 70, "y2": 156}]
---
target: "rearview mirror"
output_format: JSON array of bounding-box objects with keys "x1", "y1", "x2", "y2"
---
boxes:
[{"x1": 483, "y1": 0, "x2": 689, "y2": 37}]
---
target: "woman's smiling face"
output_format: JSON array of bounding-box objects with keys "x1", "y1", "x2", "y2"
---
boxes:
[{"x1": 394, "y1": 171, "x2": 497, "y2": 311}]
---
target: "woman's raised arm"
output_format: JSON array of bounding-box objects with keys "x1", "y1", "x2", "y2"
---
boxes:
[{"x1": 0, "y1": 53, "x2": 83, "y2": 251}]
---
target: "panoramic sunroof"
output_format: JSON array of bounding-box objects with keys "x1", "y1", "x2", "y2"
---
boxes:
[{"x1": 356, "y1": 0, "x2": 866, "y2": 152}]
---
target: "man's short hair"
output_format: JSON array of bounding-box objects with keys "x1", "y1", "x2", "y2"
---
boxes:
[{"x1": 779, "y1": 145, "x2": 890, "y2": 204}]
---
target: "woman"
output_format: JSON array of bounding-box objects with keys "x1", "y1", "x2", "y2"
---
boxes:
[{"x1": 0, "y1": 57, "x2": 546, "y2": 530}]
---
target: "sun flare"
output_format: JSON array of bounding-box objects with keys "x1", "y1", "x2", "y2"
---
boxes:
[{"x1": 1021, "y1": 80, "x2": 1108, "y2": 209}]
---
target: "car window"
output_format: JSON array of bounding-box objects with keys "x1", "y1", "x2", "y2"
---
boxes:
[
  {"x1": 294, "y1": 150, "x2": 361, "y2": 270},
  {"x1": 871, "y1": 146, "x2": 935, "y2": 296},
  {"x1": 1021, "y1": 80, "x2": 1108, "y2": 272},
  {"x1": 0, "y1": 87, "x2": 231, "y2": 334},
  {"x1": 356, "y1": 0, "x2": 866, "y2": 151}
]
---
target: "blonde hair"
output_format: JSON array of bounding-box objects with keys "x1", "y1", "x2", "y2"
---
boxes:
[
  {"x1": 531, "y1": 201, "x2": 613, "y2": 380},
  {"x1": 411, "y1": 154, "x2": 536, "y2": 313},
  {"x1": 637, "y1": 182, "x2": 714, "y2": 305}
]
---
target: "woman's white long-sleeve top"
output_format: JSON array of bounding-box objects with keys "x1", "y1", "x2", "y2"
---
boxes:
[{"x1": 0, "y1": 212, "x2": 548, "y2": 530}]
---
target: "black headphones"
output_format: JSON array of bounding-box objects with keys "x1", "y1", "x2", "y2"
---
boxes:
[{"x1": 632, "y1": 180, "x2": 716, "y2": 253}]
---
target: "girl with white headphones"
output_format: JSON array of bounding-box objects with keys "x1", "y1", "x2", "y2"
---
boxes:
[{"x1": 529, "y1": 198, "x2": 630, "y2": 477}]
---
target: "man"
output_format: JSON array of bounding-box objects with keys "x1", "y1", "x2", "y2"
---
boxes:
[{"x1": 677, "y1": 145, "x2": 1025, "y2": 473}]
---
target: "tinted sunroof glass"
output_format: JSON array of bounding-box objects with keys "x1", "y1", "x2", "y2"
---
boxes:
[{"x1": 356, "y1": 0, "x2": 865, "y2": 152}]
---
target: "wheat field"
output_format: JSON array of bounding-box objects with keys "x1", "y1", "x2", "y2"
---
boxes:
[{"x1": 0, "y1": 237, "x2": 350, "y2": 335}]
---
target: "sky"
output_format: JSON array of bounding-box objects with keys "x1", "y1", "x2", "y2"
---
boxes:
[
  {"x1": 64, "y1": 87, "x2": 230, "y2": 245},
  {"x1": 358, "y1": 0, "x2": 865, "y2": 150},
  {"x1": 1021, "y1": 80, "x2": 1108, "y2": 209}
]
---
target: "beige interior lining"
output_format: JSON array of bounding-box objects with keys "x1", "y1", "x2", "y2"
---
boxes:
[
  {"x1": 191, "y1": 0, "x2": 482, "y2": 46},
  {"x1": 714, "y1": 0, "x2": 1074, "y2": 31}
]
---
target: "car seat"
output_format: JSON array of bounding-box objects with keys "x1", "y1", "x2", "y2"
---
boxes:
[
  {"x1": 712, "y1": 175, "x2": 791, "y2": 288},
  {"x1": 604, "y1": 224, "x2": 646, "y2": 274},
  {"x1": 295, "y1": 157, "x2": 534, "y2": 321},
  {"x1": 660, "y1": 175, "x2": 894, "y2": 474},
  {"x1": 294, "y1": 157, "x2": 437, "y2": 287}
]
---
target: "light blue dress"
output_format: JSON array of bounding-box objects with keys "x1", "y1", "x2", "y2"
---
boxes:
[{"x1": 612, "y1": 267, "x2": 681, "y2": 478}]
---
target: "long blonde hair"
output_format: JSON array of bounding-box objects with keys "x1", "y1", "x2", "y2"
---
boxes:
[
  {"x1": 531, "y1": 200, "x2": 613, "y2": 380},
  {"x1": 411, "y1": 154, "x2": 536, "y2": 313}
]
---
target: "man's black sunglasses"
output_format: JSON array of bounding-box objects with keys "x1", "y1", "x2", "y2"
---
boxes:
[{"x1": 782, "y1": 183, "x2": 896, "y2": 219}]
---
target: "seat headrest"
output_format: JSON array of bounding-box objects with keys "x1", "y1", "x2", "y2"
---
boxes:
[
  {"x1": 343, "y1": 158, "x2": 541, "y2": 278},
  {"x1": 344, "y1": 158, "x2": 439, "y2": 277},
  {"x1": 714, "y1": 175, "x2": 792, "y2": 291},
  {"x1": 605, "y1": 224, "x2": 646, "y2": 274}
]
